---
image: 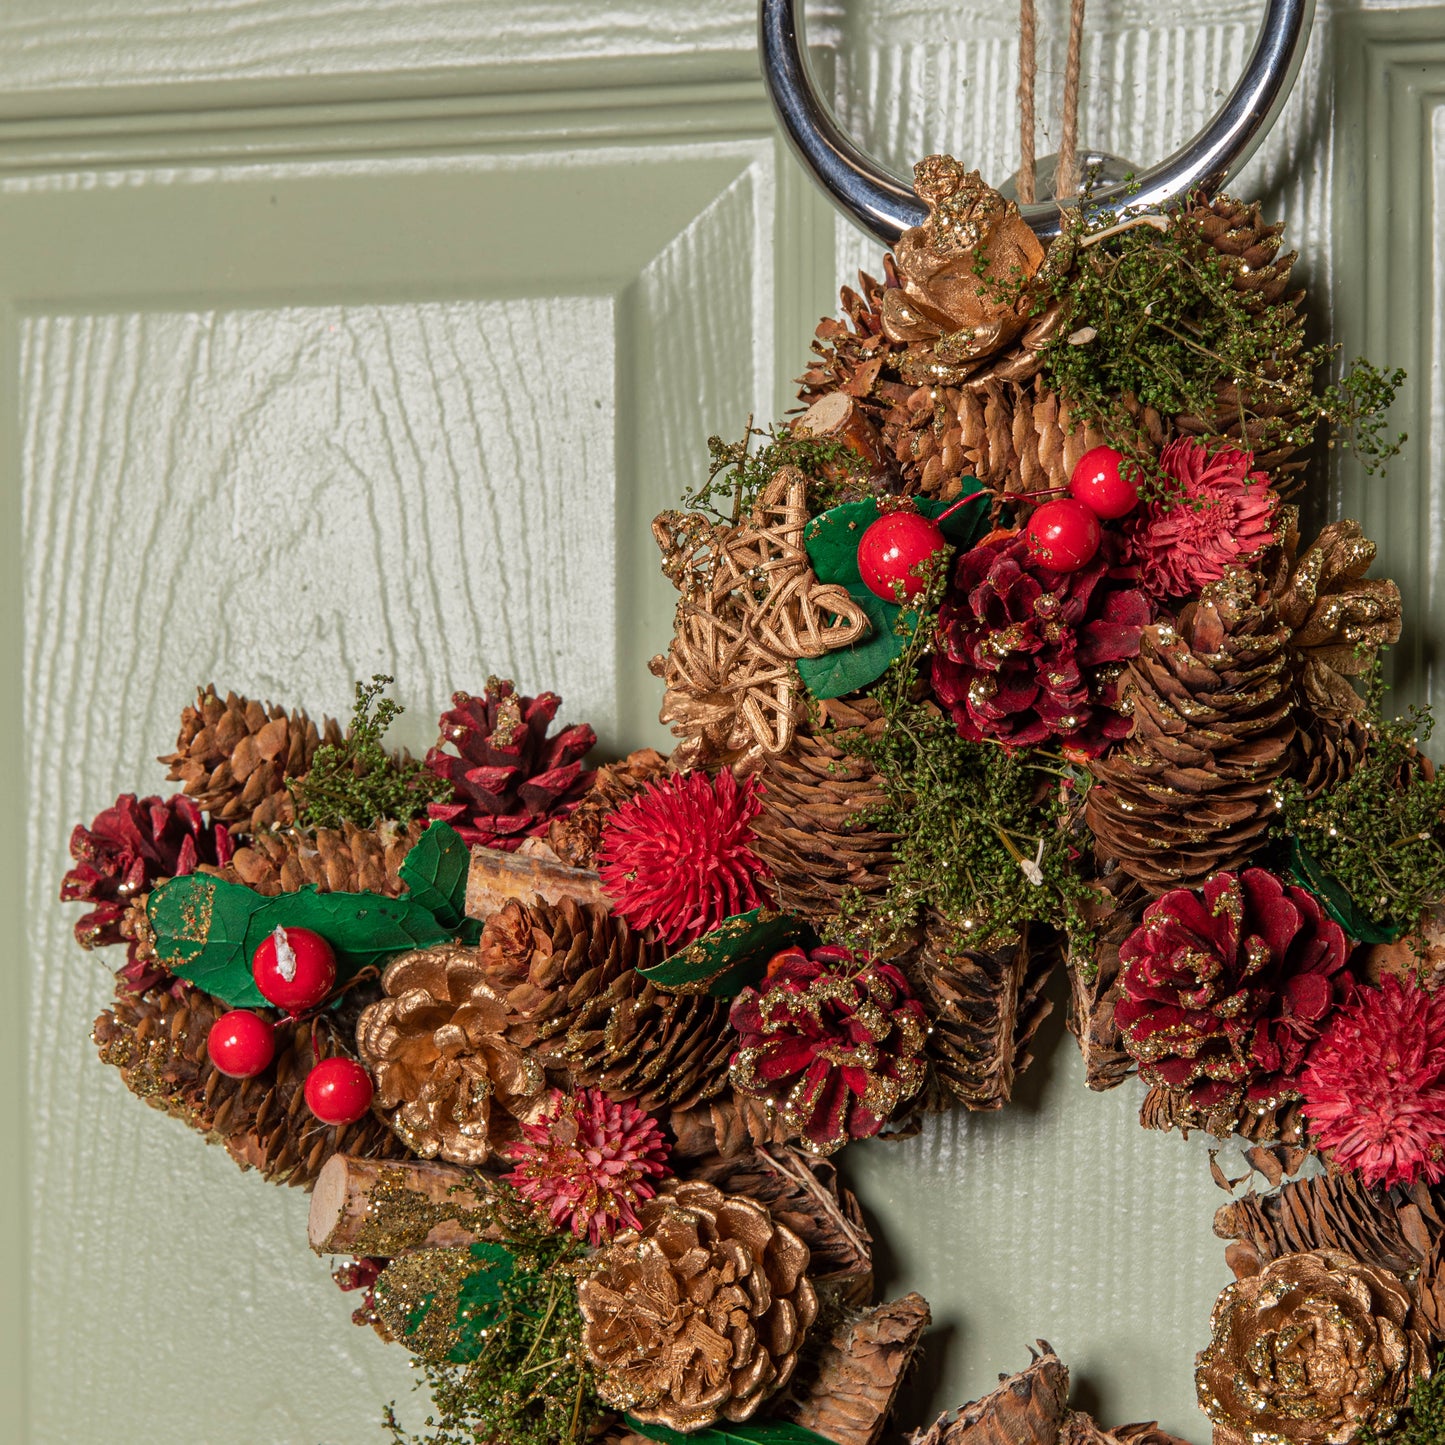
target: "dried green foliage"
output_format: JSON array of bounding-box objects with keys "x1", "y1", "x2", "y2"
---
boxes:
[
  {"x1": 1362, "y1": 1369, "x2": 1445, "y2": 1445},
  {"x1": 1272, "y1": 696, "x2": 1445, "y2": 936},
  {"x1": 829, "y1": 565, "x2": 1096, "y2": 952},
  {"x1": 687, "y1": 419, "x2": 869, "y2": 522},
  {"x1": 1041, "y1": 205, "x2": 1405, "y2": 490},
  {"x1": 384, "y1": 1189, "x2": 603, "y2": 1445},
  {"x1": 292, "y1": 675, "x2": 451, "y2": 830}
]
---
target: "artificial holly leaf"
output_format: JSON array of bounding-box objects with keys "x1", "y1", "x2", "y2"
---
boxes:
[
  {"x1": 639, "y1": 907, "x2": 813, "y2": 997},
  {"x1": 1287, "y1": 839, "x2": 1407, "y2": 945},
  {"x1": 447, "y1": 1241, "x2": 517, "y2": 1364},
  {"x1": 398, "y1": 821, "x2": 472, "y2": 932},
  {"x1": 623, "y1": 1416, "x2": 833, "y2": 1444},
  {"x1": 148, "y1": 873, "x2": 458, "y2": 1008},
  {"x1": 796, "y1": 583, "x2": 914, "y2": 701},
  {"x1": 802, "y1": 485, "x2": 987, "y2": 587}
]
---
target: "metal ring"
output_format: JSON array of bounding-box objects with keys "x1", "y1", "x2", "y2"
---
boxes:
[{"x1": 760, "y1": 0, "x2": 1316, "y2": 243}]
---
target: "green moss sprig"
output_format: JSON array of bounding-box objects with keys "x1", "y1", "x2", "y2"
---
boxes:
[
  {"x1": 1360, "y1": 1369, "x2": 1445, "y2": 1445},
  {"x1": 687, "y1": 418, "x2": 870, "y2": 521},
  {"x1": 1271, "y1": 696, "x2": 1445, "y2": 935},
  {"x1": 829, "y1": 564, "x2": 1097, "y2": 953},
  {"x1": 1040, "y1": 204, "x2": 1405, "y2": 493},
  {"x1": 291, "y1": 674, "x2": 452, "y2": 830},
  {"x1": 384, "y1": 1188, "x2": 602, "y2": 1445}
]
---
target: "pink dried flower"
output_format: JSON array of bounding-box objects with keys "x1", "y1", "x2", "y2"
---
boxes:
[
  {"x1": 504, "y1": 1088, "x2": 671, "y2": 1245},
  {"x1": 1300, "y1": 974, "x2": 1445, "y2": 1188},
  {"x1": 1127, "y1": 438, "x2": 1278, "y2": 599},
  {"x1": 597, "y1": 768, "x2": 772, "y2": 948}
]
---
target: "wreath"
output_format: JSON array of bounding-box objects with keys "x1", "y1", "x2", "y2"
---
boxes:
[{"x1": 62, "y1": 156, "x2": 1445, "y2": 1445}]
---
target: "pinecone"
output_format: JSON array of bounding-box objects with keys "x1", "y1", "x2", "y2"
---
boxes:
[
  {"x1": 1174, "y1": 196, "x2": 1309, "y2": 487},
  {"x1": 161, "y1": 685, "x2": 339, "y2": 834},
  {"x1": 476, "y1": 895, "x2": 656, "y2": 1048},
  {"x1": 202, "y1": 818, "x2": 424, "y2": 897},
  {"x1": 578, "y1": 1179, "x2": 818, "y2": 1432},
  {"x1": 92, "y1": 982, "x2": 407, "y2": 1188},
  {"x1": 915, "y1": 923, "x2": 1055, "y2": 1111},
  {"x1": 665, "y1": 1093, "x2": 797, "y2": 1160},
  {"x1": 799, "y1": 261, "x2": 907, "y2": 429},
  {"x1": 750, "y1": 697, "x2": 898, "y2": 923},
  {"x1": 355, "y1": 943, "x2": 548, "y2": 1166},
  {"x1": 544, "y1": 747, "x2": 670, "y2": 870},
  {"x1": 1085, "y1": 572, "x2": 1298, "y2": 893},
  {"x1": 424, "y1": 678, "x2": 596, "y2": 851}
]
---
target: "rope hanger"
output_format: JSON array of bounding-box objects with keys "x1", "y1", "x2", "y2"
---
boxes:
[{"x1": 1016, "y1": 0, "x2": 1088, "y2": 205}]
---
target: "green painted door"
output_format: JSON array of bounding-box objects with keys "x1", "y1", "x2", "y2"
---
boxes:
[{"x1": 7, "y1": 2, "x2": 1440, "y2": 1442}]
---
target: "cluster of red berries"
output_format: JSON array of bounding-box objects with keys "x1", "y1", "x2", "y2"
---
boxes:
[{"x1": 204, "y1": 925, "x2": 374, "y2": 1126}]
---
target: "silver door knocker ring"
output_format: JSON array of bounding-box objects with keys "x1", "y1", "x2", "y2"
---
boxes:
[{"x1": 759, "y1": 0, "x2": 1316, "y2": 244}]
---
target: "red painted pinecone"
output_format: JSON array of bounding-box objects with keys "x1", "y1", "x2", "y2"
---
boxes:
[
  {"x1": 1115, "y1": 868, "x2": 1351, "y2": 1120},
  {"x1": 729, "y1": 946, "x2": 927, "y2": 1155},
  {"x1": 932, "y1": 529, "x2": 1152, "y2": 757},
  {"x1": 424, "y1": 677, "x2": 596, "y2": 850},
  {"x1": 61, "y1": 793, "x2": 233, "y2": 991}
]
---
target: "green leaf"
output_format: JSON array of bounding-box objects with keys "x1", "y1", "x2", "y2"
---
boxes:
[
  {"x1": 639, "y1": 908, "x2": 813, "y2": 996},
  {"x1": 922, "y1": 488, "x2": 990, "y2": 550},
  {"x1": 447, "y1": 1241, "x2": 517, "y2": 1364},
  {"x1": 797, "y1": 584, "x2": 914, "y2": 702},
  {"x1": 1287, "y1": 839, "x2": 1407, "y2": 945},
  {"x1": 148, "y1": 874, "x2": 458, "y2": 1008},
  {"x1": 398, "y1": 821, "x2": 471, "y2": 932},
  {"x1": 623, "y1": 1416, "x2": 834, "y2": 1445},
  {"x1": 802, "y1": 486, "x2": 986, "y2": 587}
]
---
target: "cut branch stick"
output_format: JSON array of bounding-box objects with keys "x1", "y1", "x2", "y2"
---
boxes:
[
  {"x1": 308, "y1": 1155, "x2": 502, "y2": 1256},
  {"x1": 465, "y1": 844, "x2": 606, "y2": 921},
  {"x1": 793, "y1": 391, "x2": 886, "y2": 470}
]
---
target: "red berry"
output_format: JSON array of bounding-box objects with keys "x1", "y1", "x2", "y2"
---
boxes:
[
  {"x1": 251, "y1": 925, "x2": 336, "y2": 1016},
  {"x1": 858, "y1": 510, "x2": 948, "y2": 602},
  {"x1": 206, "y1": 1010, "x2": 276, "y2": 1078},
  {"x1": 304, "y1": 1056, "x2": 375, "y2": 1126},
  {"x1": 1024, "y1": 498, "x2": 1102, "y2": 572},
  {"x1": 1068, "y1": 445, "x2": 1137, "y2": 519}
]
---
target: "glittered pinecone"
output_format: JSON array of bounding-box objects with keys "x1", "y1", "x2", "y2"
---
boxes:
[
  {"x1": 1174, "y1": 196, "x2": 1309, "y2": 489},
  {"x1": 203, "y1": 818, "x2": 424, "y2": 897},
  {"x1": 356, "y1": 943, "x2": 548, "y2": 1166},
  {"x1": 544, "y1": 747, "x2": 670, "y2": 870},
  {"x1": 729, "y1": 945, "x2": 928, "y2": 1154},
  {"x1": 578, "y1": 1179, "x2": 818, "y2": 1432},
  {"x1": 161, "y1": 685, "x2": 339, "y2": 834},
  {"x1": 751, "y1": 697, "x2": 898, "y2": 923},
  {"x1": 93, "y1": 983, "x2": 407, "y2": 1187},
  {"x1": 424, "y1": 677, "x2": 596, "y2": 851},
  {"x1": 476, "y1": 895, "x2": 656, "y2": 1048},
  {"x1": 916, "y1": 923, "x2": 1055, "y2": 1111},
  {"x1": 1264, "y1": 509, "x2": 1402, "y2": 720},
  {"x1": 1085, "y1": 573, "x2": 1299, "y2": 892}
]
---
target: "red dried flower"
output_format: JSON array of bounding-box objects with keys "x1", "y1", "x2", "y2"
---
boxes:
[
  {"x1": 729, "y1": 945, "x2": 927, "y2": 1155},
  {"x1": 597, "y1": 768, "x2": 772, "y2": 948},
  {"x1": 1116, "y1": 868, "x2": 1351, "y2": 1111},
  {"x1": 1300, "y1": 975, "x2": 1445, "y2": 1188},
  {"x1": 61, "y1": 793, "x2": 232, "y2": 987},
  {"x1": 931, "y1": 529, "x2": 1152, "y2": 757},
  {"x1": 504, "y1": 1088, "x2": 671, "y2": 1245},
  {"x1": 1127, "y1": 438, "x2": 1278, "y2": 599},
  {"x1": 424, "y1": 678, "x2": 596, "y2": 851}
]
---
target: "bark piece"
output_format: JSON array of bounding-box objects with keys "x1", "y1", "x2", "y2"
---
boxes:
[{"x1": 465, "y1": 842, "x2": 606, "y2": 920}]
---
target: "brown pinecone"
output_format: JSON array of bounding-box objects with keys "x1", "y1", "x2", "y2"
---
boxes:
[
  {"x1": 916, "y1": 923, "x2": 1055, "y2": 1111},
  {"x1": 751, "y1": 697, "x2": 898, "y2": 922},
  {"x1": 161, "y1": 685, "x2": 340, "y2": 835},
  {"x1": 1138, "y1": 1082, "x2": 1305, "y2": 1145},
  {"x1": 202, "y1": 818, "x2": 425, "y2": 897},
  {"x1": 664, "y1": 1092, "x2": 797, "y2": 1160},
  {"x1": 1085, "y1": 573, "x2": 1298, "y2": 894},
  {"x1": 578, "y1": 1179, "x2": 818, "y2": 1432},
  {"x1": 355, "y1": 943, "x2": 548, "y2": 1166},
  {"x1": 544, "y1": 747, "x2": 670, "y2": 870},
  {"x1": 93, "y1": 982, "x2": 407, "y2": 1188},
  {"x1": 1174, "y1": 196, "x2": 1309, "y2": 487},
  {"x1": 476, "y1": 894, "x2": 656, "y2": 1047},
  {"x1": 799, "y1": 261, "x2": 908, "y2": 428}
]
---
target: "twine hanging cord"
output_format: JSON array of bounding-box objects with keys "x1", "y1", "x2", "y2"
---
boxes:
[{"x1": 1017, "y1": 0, "x2": 1087, "y2": 202}]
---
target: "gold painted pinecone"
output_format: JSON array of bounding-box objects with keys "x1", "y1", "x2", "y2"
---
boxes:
[
  {"x1": 202, "y1": 818, "x2": 425, "y2": 896},
  {"x1": 93, "y1": 982, "x2": 407, "y2": 1187},
  {"x1": 1196, "y1": 1250, "x2": 1430, "y2": 1445},
  {"x1": 1086, "y1": 573, "x2": 1298, "y2": 894},
  {"x1": 476, "y1": 894, "x2": 655, "y2": 1048},
  {"x1": 161, "y1": 685, "x2": 340, "y2": 835},
  {"x1": 750, "y1": 697, "x2": 898, "y2": 923},
  {"x1": 544, "y1": 747, "x2": 671, "y2": 869},
  {"x1": 578, "y1": 1179, "x2": 818, "y2": 1432},
  {"x1": 355, "y1": 943, "x2": 546, "y2": 1166}
]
